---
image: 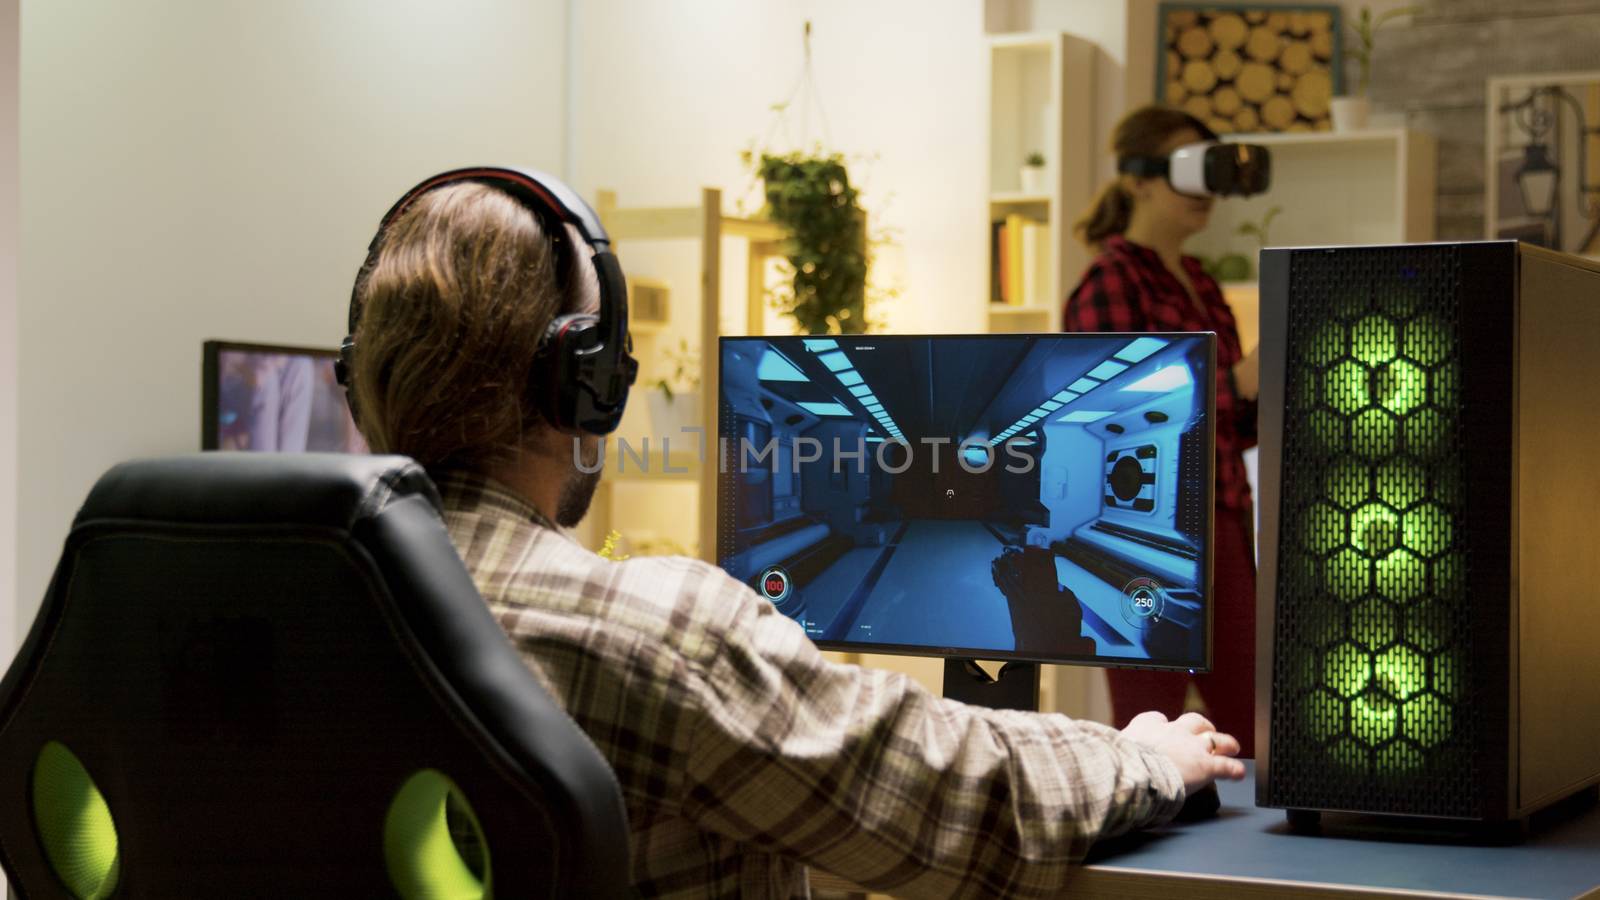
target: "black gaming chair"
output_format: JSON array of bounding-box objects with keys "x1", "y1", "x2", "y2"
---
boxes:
[{"x1": 0, "y1": 454, "x2": 632, "y2": 898}]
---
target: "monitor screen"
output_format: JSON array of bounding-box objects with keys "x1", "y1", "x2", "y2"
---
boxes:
[
  {"x1": 716, "y1": 333, "x2": 1215, "y2": 670},
  {"x1": 202, "y1": 341, "x2": 367, "y2": 453}
]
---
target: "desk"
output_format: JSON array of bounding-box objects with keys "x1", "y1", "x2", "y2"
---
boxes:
[{"x1": 808, "y1": 763, "x2": 1600, "y2": 899}]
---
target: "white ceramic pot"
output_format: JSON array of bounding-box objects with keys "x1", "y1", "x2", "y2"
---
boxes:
[
  {"x1": 1330, "y1": 96, "x2": 1370, "y2": 133},
  {"x1": 1019, "y1": 165, "x2": 1047, "y2": 195}
]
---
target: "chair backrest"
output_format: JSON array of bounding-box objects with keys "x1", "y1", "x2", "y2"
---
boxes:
[{"x1": 0, "y1": 453, "x2": 632, "y2": 898}]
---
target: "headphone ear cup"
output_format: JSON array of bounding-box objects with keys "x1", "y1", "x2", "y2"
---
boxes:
[
  {"x1": 335, "y1": 335, "x2": 360, "y2": 427},
  {"x1": 538, "y1": 313, "x2": 600, "y2": 432}
]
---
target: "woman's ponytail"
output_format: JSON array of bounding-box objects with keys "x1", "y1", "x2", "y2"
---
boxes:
[
  {"x1": 1075, "y1": 179, "x2": 1134, "y2": 247},
  {"x1": 1076, "y1": 105, "x2": 1219, "y2": 248}
]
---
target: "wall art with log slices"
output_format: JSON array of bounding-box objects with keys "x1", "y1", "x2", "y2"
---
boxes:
[{"x1": 1155, "y1": 4, "x2": 1344, "y2": 134}]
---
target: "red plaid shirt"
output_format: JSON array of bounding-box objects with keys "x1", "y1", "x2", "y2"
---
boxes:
[{"x1": 1064, "y1": 234, "x2": 1257, "y2": 512}]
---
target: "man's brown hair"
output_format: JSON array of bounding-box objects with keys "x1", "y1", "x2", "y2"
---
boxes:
[{"x1": 349, "y1": 182, "x2": 577, "y2": 471}]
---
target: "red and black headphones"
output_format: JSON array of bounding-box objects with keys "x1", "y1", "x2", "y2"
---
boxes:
[{"x1": 336, "y1": 166, "x2": 638, "y2": 435}]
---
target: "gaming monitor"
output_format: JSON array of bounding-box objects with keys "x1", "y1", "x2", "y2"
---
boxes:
[
  {"x1": 717, "y1": 334, "x2": 1216, "y2": 671},
  {"x1": 202, "y1": 340, "x2": 367, "y2": 453}
]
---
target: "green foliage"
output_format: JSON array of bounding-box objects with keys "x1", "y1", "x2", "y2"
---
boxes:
[
  {"x1": 1237, "y1": 205, "x2": 1283, "y2": 247},
  {"x1": 754, "y1": 149, "x2": 869, "y2": 335},
  {"x1": 1345, "y1": 5, "x2": 1424, "y2": 96},
  {"x1": 653, "y1": 337, "x2": 699, "y2": 402},
  {"x1": 1024, "y1": 151, "x2": 1046, "y2": 167}
]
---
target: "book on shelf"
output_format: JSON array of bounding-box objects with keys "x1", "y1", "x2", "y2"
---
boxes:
[
  {"x1": 991, "y1": 215, "x2": 1050, "y2": 308},
  {"x1": 991, "y1": 219, "x2": 1006, "y2": 304}
]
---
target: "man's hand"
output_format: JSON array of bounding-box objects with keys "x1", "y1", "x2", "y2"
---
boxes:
[{"x1": 1120, "y1": 711, "x2": 1246, "y2": 794}]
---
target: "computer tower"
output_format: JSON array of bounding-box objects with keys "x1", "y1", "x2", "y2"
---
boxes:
[{"x1": 1256, "y1": 241, "x2": 1600, "y2": 826}]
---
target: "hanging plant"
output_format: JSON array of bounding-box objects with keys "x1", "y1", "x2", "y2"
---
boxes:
[{"x1": 755, "y1": 150, "x2": 869, "y2": 335}]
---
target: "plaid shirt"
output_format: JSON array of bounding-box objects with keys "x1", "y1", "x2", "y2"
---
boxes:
[
  {"x1": 433, "y1": 469, "x2": 1185, "y2": 899},
  {"x1": 1064, "y1": 234, "x2": 1258, "y2": 512}
]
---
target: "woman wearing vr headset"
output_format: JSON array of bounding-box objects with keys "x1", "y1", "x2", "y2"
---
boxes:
[{"x1": 1063, "y1": 105, "x2": 1262, "y2": 758}]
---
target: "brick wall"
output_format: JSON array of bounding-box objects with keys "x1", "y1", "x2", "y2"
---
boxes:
[{"x1": 1368, "y1": 1, "x2": 1600, "y2": 239}]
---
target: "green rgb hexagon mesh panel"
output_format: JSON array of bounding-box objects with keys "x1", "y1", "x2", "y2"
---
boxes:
[{"x1": 1270, "y1": 246, "x2": 1481, "y2": 817}]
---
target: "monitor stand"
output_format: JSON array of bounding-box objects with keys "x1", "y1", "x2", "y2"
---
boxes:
[{"x1": 942, "y1": 658, "x2": 1040, "y2": 712}]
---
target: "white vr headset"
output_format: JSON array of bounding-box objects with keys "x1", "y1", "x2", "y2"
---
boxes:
[{"x1": 1117, "y1": 142, "x2": 1272, "y2": 198}]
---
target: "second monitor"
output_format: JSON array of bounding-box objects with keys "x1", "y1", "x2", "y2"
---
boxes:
[{"x1": 717, "y1": 333, "x2": 1216, "y2": 672}]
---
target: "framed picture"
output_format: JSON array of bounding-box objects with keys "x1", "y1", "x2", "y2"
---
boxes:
[
  {"x1": 1486, "y1": 71, "x2": 1600, "y2": 257},
  {"x1": 1154, "y1": 4, "x2": 1343, "y2": 134}
]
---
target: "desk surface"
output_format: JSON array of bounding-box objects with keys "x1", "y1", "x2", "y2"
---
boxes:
[{"x1": 810, "y1": 763, "x2": 1600, "y2": 899}]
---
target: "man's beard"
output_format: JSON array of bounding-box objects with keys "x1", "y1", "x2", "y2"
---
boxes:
[{"x1": 555, "y1": 436, "x2": 603, "y2": 527}]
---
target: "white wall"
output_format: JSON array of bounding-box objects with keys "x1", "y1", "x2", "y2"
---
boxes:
[
  {"x1": 571, "y1": 0, "x2": 989, "y2": 338},
  {"x1": 0, "y1": 0, "x2": 15, "y2": 712},
  {"x1": 1, "y1": 10, "x2": 16, "y2": 895},
  {"x1": 16, "y1": 0, "x2": 570, "y2": 630}
]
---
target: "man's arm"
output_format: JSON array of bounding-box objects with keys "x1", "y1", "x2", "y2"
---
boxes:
[{"x1": 676, "y1": 572, "x2": 1189, "y2": 899}]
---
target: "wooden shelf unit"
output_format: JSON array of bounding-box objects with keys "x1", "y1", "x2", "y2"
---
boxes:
[{"x1": 588, "y1": 188, "x2": 787, "y2": 563}]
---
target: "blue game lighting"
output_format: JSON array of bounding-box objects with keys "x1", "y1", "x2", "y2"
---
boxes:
[
  {"x1": 849, "y1": 384, "x2": 873, "y2": 397},
  {"x1": 804, "y1": 338, "x2": 839, "y2": 352},
  {"x1": 1041, "y1": 400, "x2": 1063, "y2": 411},
  {"x1": 1088, "y1": 360, "x2": 1129, "y2": 380},
  {"x1": 837, "y1": 369, "x2": 864, "y2": 386},
  {"x1": 1069, "y1": 377, "x2": 1099, "y2": 393},
  {"x1": 1030, "y1": 406, "x2": 1048, "y2": 417},
  {"x1": 1114, "y1": 336, "x2": 1167, "y2": 363},
  {"x1": 1052, "y1": 390, "x2": 1077, "y2": 403},
  {"x1": 1058, "y1": 409, "x2": 1113, "y2": 423},
  {"x1": 817, "y1": 351, "x2": 852, "y2": 372},
  {"x1": 798, "y1": 401, "x2": 852, "y2": 417},
  {"x1": 756, "y1": 348, "x2": 808, "y2": 382},
  {"x1": 962, "y1": 445, "x2": 990, "y2": 466},
  {"x1": 1124, "y1": 366, "x2": 1192, "y2": 392}
]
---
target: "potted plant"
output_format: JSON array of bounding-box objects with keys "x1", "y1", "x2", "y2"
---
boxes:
[
  {"x1": 1020, "y1": 151, "x2": 1047, "y2": 194},
  {"x1": 1334, "y1": 5, "x2": 1422, "y2": 131},
  {"x1": 752, "y1": 149, "x2": 870, "y2": 334},
  {"x1": 647, "y1": 338, "x2": 701, "y2": 441},
  {"x1": 1203, "y1": 206, "x2": 1282, "y2": 282}
]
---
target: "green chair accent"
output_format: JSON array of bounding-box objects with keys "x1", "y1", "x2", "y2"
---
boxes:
[
  {"x1": 386, "y1": 769, "x2": 490, "y2": 900},
  {"x1": 30, "y1": 741, "x2": 120, "y2": 900}
]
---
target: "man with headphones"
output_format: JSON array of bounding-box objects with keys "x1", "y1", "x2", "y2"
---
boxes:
[{"x1": 341, "y1": 167, "x2": 1244, "y2": 899}]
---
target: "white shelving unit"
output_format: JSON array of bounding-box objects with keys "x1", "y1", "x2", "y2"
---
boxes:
[
  {"x1": 985, "y1": 32, "x2": 1097, "y2": 334},
  {"x1": 1190, "y1": 128, "x2": 1437, "y2": 260},
  {"x1": 1190, "y1": 127, "x2": 1437, "y2": 355}
]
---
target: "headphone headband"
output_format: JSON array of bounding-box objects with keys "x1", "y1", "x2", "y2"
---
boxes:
[
  {"x1": 341, "y1": 166, "x2": 637, "y2": 436},
  {"x1": 373, "y1": 166, "x2": 613, "y2": 251}
]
